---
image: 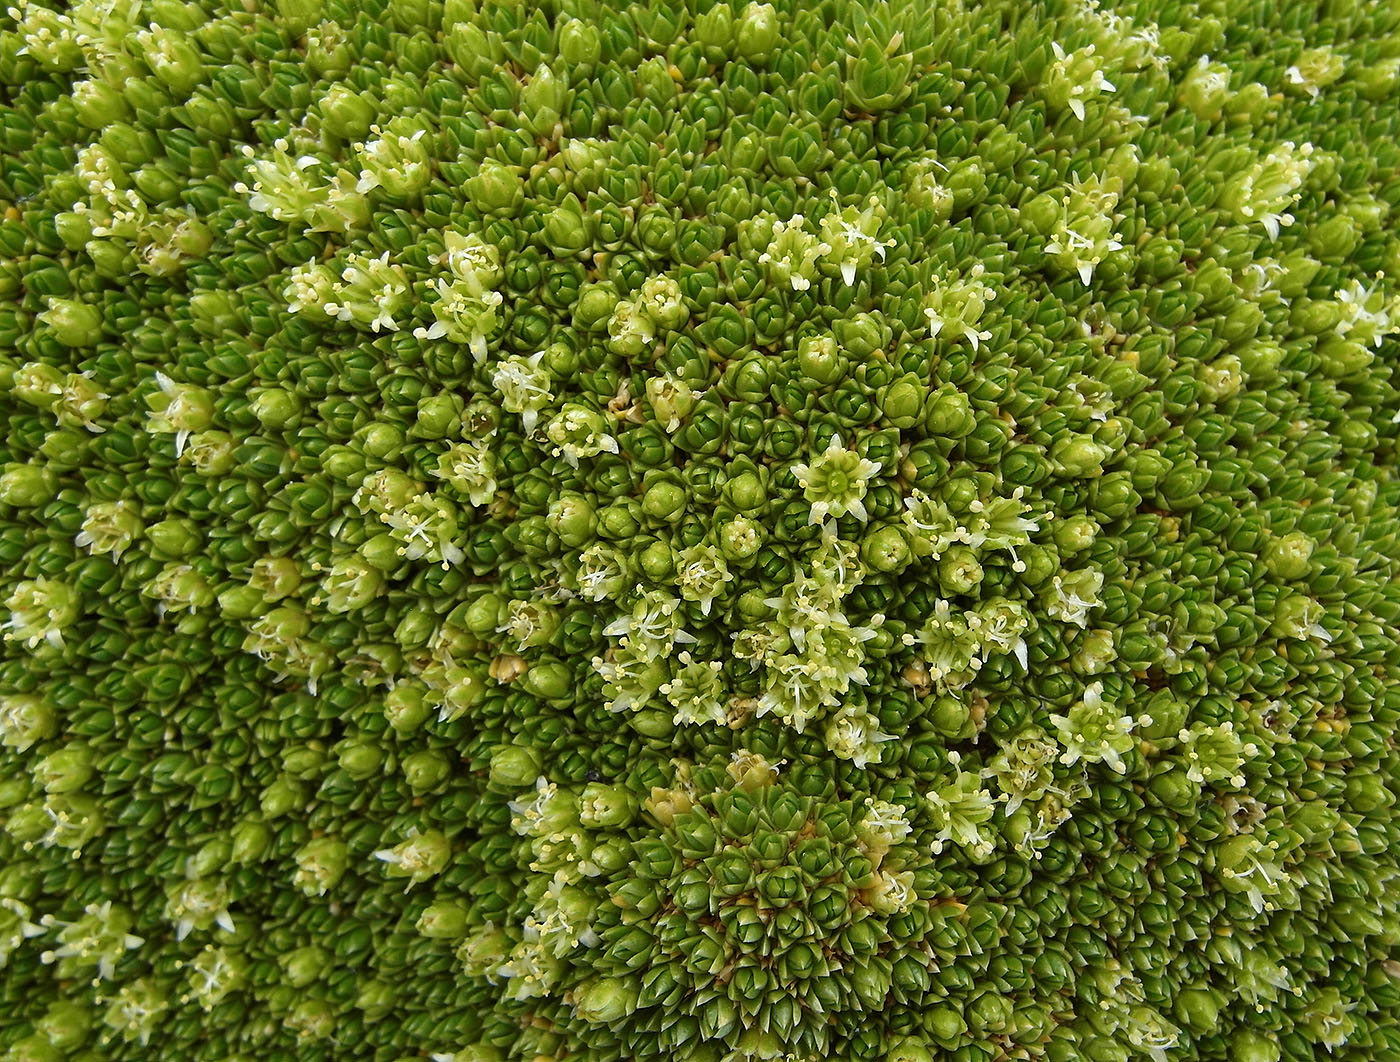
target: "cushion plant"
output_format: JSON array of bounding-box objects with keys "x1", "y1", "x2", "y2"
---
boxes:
[{"x1": 1, "y1": 0, "x2": 1399, "y2": 1060}]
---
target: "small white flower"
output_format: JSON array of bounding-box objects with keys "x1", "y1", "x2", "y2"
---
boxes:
[
  {"x1": 790, "y1": 435, "x2": 883, "y2": 524},
  {"x1": 493, "y1": 353, "x2": 554, "y2": 435},
  {"x1": 1334, "y1": 277, "x2": 1399, "y2": 349},
  {"x1": 1049, "y1": 41, "x2": 1116, "y2": 121}
]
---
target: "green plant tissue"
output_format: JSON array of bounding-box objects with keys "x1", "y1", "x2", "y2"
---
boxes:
[{"x1": 0, "y1": 0, "x2": 1399, "y2": 1060}]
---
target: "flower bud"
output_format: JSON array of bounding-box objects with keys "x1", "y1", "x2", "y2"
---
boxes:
[
  {"x1": 1178, "y1": 56, "x2": 1231, "y2": 121},
  {"x1": 281, "y1": 944, "x2": 329, "y2": 987},
  {"x1": 1051, "y1": 435, "x2": 1108, "y2": 478},
  {"x1": 34, "y1": 999, "x2": 91, "y2": 1052},
  {"x1": 834, "y1": 311, "x2": 890, "y2": 360},
  {"x1": 361, "y1": 533, "x2": 404, "y2": 571},
  {"x1": 1173, "y1": 986, "x2": 1222, "y2": 1032},
  {"x1": 260, "y1": 776, "x2": 305, "y2": 818},
  {"x1": 578, "y1": 783, "x2": 636, "y2": 828},
  {"x1": 642, "y1": 478, "x2": 688, "y2": 524},
  {"x1": 402, "y1": 750, "x2": 450, "y2": 792},
  {"x1": 559, "y1": 19, "x2": 602, "y2": 68},
  {"x1": 335, "y1": 737, "x2": 383, "y2": 780},
  {"x1": 735, "y1": 2, "x2": 779, "y2": 61},
  {"x1": 517, "y1": 659, "x2": 572, "y2": 702},
  {"x1": 466, "y1": 159, "x2": 524, "y2": 217},
  {"x1": 319, "y1": 83, "x2": 376, "y2": 140},
  {"x1": 522, "y1": 64, "x2": 570, "y2": 137},
  {"x1": 1263, "y1": 530, "x2": 1315, "y2": 580},
  {"x1": 6, "y1": 797, "x2": 58, "y2": 844},
  {"x1": 489, "y1": 745, "x2": 542, "y2": 789},
  {"x1": 0, "y1": 463, "x2": 54, "y2": 507},
  {"x1": 718, "y1": 515, "x2": 764, "y2": 562},
  {"x1": 39, "y1": 298, "x2": 103, "y2": 347},
  {"x1": 186, "y1": 836, "x2": 233, "y2": 879},
  {"x1": 879, "y1": 376, "x2": 924, "y2": 428},
  {"x1": 250, "y1": 387, "x2": 301, "y2": 431},
  {"x1": 0, "y1": 695, "x2": 56, "y2": 752},
  {"x1": 380, "y1": 682, "x2": 429, "y2": 732},
  {"x1": 352, "y1": 977, "x2": 396, "y2": 1020},
  {"x1": 146, "y1": 517, "x2": 201, "y2": 560},
  {"x1": 1229, "y1": 1030, "x2": 1281, "y2": 1062},
  {"x1": 416, "y1": 901, "x2": 470, "y2": 940},
  {"x1": 638, "y1": 538, "x2": 675, "y2": 581},
  {"x1": 886, "y1": 1037, "x2": 936, "y2": 1062},
  {"x1": 924, "y1": 387, "x2": 975, "y2": 438},
  {"x1": 845, "y1": 35, "x2": 914, "y2": 114},
  {"x1": 694, "y1": 2, "x2": 734, "y2": 49},
  {"x1": 230, "y1": 819, "x2": 272, "y2": 864},
  {"x1": 542, "y1": 194, "x2": 591, "y2": 258},
  {"x1": 574, "y1": 977, "x2": 639, "y2": 1025},
  {"x1": 5, "y1": 1034, "x2": 62, "y2": 1062},
  {"x1": 574, "y1": 283, "x2": 618, "y2": 331}
]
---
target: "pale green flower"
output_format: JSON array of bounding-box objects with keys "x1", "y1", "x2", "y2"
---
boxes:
[
  {"x1": 674, "y1": 542, "x2": 732, "y2": 616},
  {"x1": 824, "y1": 704, "x2": 893, "y2": 767},
  {"x1": 2, "y1": 578, "x2": 80, "y2": 650},
  {"x1": 660, "y1": 651, "x2": 728, "y2": 727},
  {"x1": 1049, "y1": 681, "x2": 1138, "y2": 773},
  {"x1": 758, "y1": 214, "x2": 829, "y2": 291},
  {"x1": 818, "y1": 193, "x2": 896, "y2": 285},
  {"x1": 493, "y1": 353, "x2": 554, "y2": 434},
  {"x1": 1178, "y1": 721, "x2": 1256, "y2": 788},
  {"x1": 1045, "y1": 41, "x2": 1116, "y2": 121},
  {"x1": 926, "y1": 764, "x2": 998, "y2": 859},
  {"x1": 791, "y1": 436, "x2": 882, "y2": 524},
  {"x1": 1220, "y1": 141, "x2": 1317, "y2": 239},
  {"x1": 544, "y1": 404, "x2": 620, "y2": 468}
]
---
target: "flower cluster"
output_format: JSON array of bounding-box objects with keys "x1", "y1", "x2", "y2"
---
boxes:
[
  {"x1": 0, "y1": 0, "x2": 1397, "y2": 1060},
  {"x1": 485, "y1": 757, "x2": 937, "y2": 1060}
]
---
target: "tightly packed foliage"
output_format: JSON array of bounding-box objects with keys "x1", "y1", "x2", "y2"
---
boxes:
[{"x1": 1, "y1": 0, "x2": 1400, "y2": 1059}]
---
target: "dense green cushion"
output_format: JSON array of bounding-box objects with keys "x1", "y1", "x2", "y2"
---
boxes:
[{"x1": 1, "y1": 0, "x2": 1399, "y2": 1059}]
